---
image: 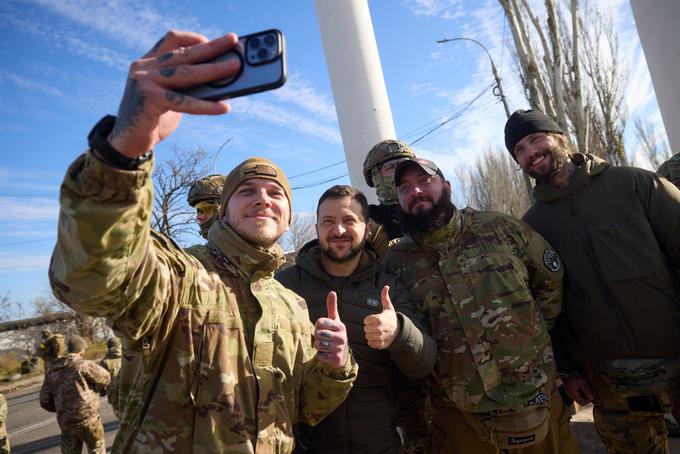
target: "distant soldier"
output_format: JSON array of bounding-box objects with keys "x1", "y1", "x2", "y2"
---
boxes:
[
  {"x1": 35, "y1": 329, "x2": 66, "y2": 372},
  {"x1": 20, "y1": 355, "x2": 39, "y2": 374},
  {"x1": 40, "y1": 335, "x2": 110, "y2": 454},
  {"x1": 0, "y1": 393, "x2": 9, "y2": 454},
  {"x1": 658, "y1": 152, "x2": 680, "y2": 189},
  {"x1": 187, "y1": 174, "x2": 227, "y2": 239},
  {"x1": 362, "y1": 139, "x2": 415, "y2": 256},
  {"x1": 99, "y1": 337, "x2": 122, "y2": 418}
]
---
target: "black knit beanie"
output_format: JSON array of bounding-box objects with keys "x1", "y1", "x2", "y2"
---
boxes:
[{"x1": 504, "y1": 109, "x2": 565, "y2": 160}]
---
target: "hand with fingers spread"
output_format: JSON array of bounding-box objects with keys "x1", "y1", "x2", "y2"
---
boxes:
[
  {"x1": 314, "y1": 291, "x2": 349, "y2": 369},
  {"x1": 108, "y1": 30, "x2": 242, "y2": 158},
  {"x1": 363, "y1": 285, "x2": 399, "y2": 349}
]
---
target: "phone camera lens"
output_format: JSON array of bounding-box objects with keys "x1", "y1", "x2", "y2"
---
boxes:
[
  {"x1": 264, "y1": 34, "x2": 276, "y2": 47},
  {"x1": 250, "y1": 37, "x2": 261, "y2": 49},
  {"x1": 257, "y1": 48, "x2": 269, "y2": 60}
]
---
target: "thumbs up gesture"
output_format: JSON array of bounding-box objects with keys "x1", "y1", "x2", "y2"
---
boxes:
[
  {"x1": 363, "y1": 285, "x2": 399, "y2": 349},
  {"x1": 314, "y1": 291, "x2": 349, "y2": 369}
]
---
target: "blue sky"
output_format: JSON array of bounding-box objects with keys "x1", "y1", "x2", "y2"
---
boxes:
[{"x1": 0, "y1": 0, "x2": 666, "y2": 314}]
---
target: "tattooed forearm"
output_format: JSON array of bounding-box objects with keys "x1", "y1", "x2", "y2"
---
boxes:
[
  {"x1": 110, "y1": 78, "x2": 146, "y2": 141},
  {"x1": 165, "y1": 91, "x2": 185, "y2": 106},
  {"x1": 160, "y1": 67, "x2": 177, "y2": 78}
]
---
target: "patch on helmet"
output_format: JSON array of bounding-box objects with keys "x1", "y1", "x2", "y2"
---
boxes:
[
  {"x1": 543, "y1": 249, "x2": 561, "y2": 272},
  {"x1": 366, "y1": 298, "x2": 379, "y2": 307},
  {"x1": 244, "y1": 164, "x2": 277, "y2": 178}
]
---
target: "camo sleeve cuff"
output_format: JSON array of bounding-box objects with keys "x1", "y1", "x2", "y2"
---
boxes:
[
  {"x1": 317, "y1": 347, "x2": 359, "y2": 380},
  {"x1": 79, "y1": 149, "x2": 153, "y2": 199}
]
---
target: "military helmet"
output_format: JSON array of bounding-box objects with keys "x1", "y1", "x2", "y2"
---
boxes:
[
  {"x1": 107, "y1": 337, "x2": 121, "y2": 349},
  {"x1": 187, "y1": 174, "x2": 227, "y2": 207},
  {"x1": 363, "y1": 139, "x2": 416, "y2": 187}
]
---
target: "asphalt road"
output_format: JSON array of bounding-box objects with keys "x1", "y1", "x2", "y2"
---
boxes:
[
  {"x1": 6, "y1": 384, "x2": 118, "y2": 453},
  {"x1": 4, "y1": 383, "x2": 679, "y2": 453}
]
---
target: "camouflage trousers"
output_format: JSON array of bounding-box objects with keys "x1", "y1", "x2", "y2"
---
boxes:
[
  {"x1": 60, "y1": 417, "x2": 106, "y2": 454},
  {"x1": 584, "y1": 359, "x2": 680, "y2": 454},
  {"x1": 430, "y1": 385, "x2": 580, "y2": 453},
  {"x1": 0, "y1": 435, "x2": 8, "y2": 454}
]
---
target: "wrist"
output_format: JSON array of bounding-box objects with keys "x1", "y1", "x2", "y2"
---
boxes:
[{"x1": 88, "y1": 115, "x2": 152, "y2": 170}]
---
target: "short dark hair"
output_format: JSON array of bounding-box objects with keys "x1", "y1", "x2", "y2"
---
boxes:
[{"x1": 316, "y1": 185, "x2": 369, "y2": 222}]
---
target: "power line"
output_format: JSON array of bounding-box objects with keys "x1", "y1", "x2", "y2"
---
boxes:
[
  {"x1": 292, "y1": 173, "x2": 349, "y2": 190},
  {"x1": 0, "y1": 238, "x2": 56, "y2": 248},
  {"x1": 408, "y1": 82, "x2": 496, "y2": 146},
  {"x1": 288, "y1": 160, "x2": 346, "y2": 180}
]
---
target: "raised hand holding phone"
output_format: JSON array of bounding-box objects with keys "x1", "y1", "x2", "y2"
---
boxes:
[
  {"x1": 314, "y1": 291, "x2": 349, "y2": 369},
  {"x1": 108, "y1": 31, "x2": 241, "y2": 159}
]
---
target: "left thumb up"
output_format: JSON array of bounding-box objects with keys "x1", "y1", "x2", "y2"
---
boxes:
[{"x1": 381, "y1": 285, "x2": 395, "y2": 312}]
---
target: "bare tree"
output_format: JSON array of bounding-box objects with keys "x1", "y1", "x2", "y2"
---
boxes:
[
  {"x1": 457, "y1": 147, "x2": 532, "y2": 218},
  {"x1": 280, "y1": 213, "x2": 316, "y2": 253},
  {"x1": 634, "y1": 117, "x2": 671, "y2": 169},
  {"x1": 152, "y1": 145, "x2": 212, "y2": 244},
  {"x1": 498, "y1": 0, "x2": 628, "y2": 164}
]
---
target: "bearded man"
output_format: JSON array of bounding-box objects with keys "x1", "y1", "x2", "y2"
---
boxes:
[
  {"x1": 506, "y1": 109, "x2": 680, "y2": 453},
  {"x1": 276, "y1": 185, "x2": 435, "y2": 453},
  {"x1": 383, "y1": 157, "x2": 580, "y2": 453}
]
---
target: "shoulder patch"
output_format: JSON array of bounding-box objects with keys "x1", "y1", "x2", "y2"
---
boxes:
[{"x1": 543, "y1": 249, "x2": 561, "y2": 272}]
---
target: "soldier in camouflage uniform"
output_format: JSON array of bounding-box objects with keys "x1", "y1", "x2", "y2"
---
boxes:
[
  {"x1": 362, "y1": 139, "x2": 415, "y2": 257},
  {"x1": 187, "y1": 174, "x2": 227, "y2": 239},
  {"x1": 506, "y1": 109, "x2": 680, "y2": 453},
  {"x1": 99, "y1": 337, "x2": 122, "y2": 418},
  {"x1": 0, "y1": 393, "x2": 9, "y2": 454},
  {"x1": 40, "y1": 335, "x2": 110, "y2": 454},
  {"x1": 49, "y1": 29, "x2": 357, "y2": 453},
  {"x1": 384, "y1": 157, "x2": 580, "y2": 453},
  {"x1": 35, "y1": 330, "x2": 66, "y2": 372},
  {"x1": 658, "y1": 152, "x2": 680, "y2": 189}
]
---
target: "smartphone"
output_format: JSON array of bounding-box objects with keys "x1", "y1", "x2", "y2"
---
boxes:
[{"x1": 181, "y1": 29, "x2": 286, "y2": 101}]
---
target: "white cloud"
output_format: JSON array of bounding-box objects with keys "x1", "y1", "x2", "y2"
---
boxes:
[
  {"x1": 273, "y1": 72, "x2": 337, "y2": 121},
  {"x1": 0, "y1": 72, "x2": 66, "y2": 99},
  {"x1": 27, "y1": 0, "x2": 221, "y2": 52},
  {"x1": 403, "y1": 0, "x2": 464, "y2": 20},
  {"x1": 232, "y1": 98, "x2": 341, "y2": 144},
  {"x1": 0, "y1": 197, "x2": 59, "y2": 222},
  {"x1": 0, "y1": 254, "x2": 51, "y2": 273}
]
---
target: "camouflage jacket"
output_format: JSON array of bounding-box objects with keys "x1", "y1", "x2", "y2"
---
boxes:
[
  {"x1": 39, "y1": 353, "x2": 110, "y2": 430},
  {"x1": 49, "y1": 151, "x2": 357, "y2": 453},
  {"x1": 384, "y1": 208, "x2": 563, "y2": 413},
  {"x1": 100, "y1": 350, "x2": 122, "y2": 415},
  {"x1": 367, "y1": 203, "x2": 404, "y2": 258},
  {"x1": 658, "y1": 152, "x2": 680, "y2": 189}
]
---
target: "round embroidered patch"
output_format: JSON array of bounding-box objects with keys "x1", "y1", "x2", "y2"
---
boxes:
[{"x1": 543, "y1": 249, "x2": 561, "y2": 272}]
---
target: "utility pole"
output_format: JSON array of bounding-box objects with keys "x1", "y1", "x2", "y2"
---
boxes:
[{"x1": 438, "y1": 37, "x2": 533, "y2": 200}]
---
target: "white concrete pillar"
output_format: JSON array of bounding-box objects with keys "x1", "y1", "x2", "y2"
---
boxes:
[
  {"x1": 630, "y1": 0, "x2": 680, "y2": 154},
  {"x1": 315, "y1": 0, "x2": 396, "y2": 203}
]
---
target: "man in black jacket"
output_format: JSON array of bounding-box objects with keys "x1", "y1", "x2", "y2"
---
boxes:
[
  {"x1": 277, "y1": 185, "x2": 436, "y2": 453},
  {"x1": 505, "y1": 109, "x2": 680, "y2": 453}
]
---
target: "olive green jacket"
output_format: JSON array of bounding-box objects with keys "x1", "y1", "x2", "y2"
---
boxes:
[
  {"x1": 49, "y1": 151, "x2": 357, "y2": 453},
  {"x1": 385, "y1": 208, "x2": 563, "y2": 413},
  {"x1": 525, "y1": 153, "x2": 680, "y2": 371}
]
